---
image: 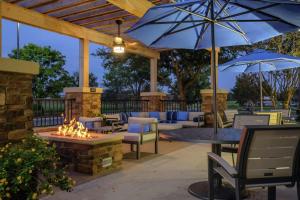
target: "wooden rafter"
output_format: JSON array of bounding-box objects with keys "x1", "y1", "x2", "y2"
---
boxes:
[
  {"x1": 107, "y1": 0, "x2": 154, "y2": 17},
  {"x1": 91, "y1": 18, "x2": 137, "y2": 30},
  {"x1": 27, "y1": 0, "x2": 59, "y2": 9},
  {"x1": 57, "y1": 2, "x2": 111, "y2": 19},
  {"x1": 78, "y1": 13, "x2": 132, "y2": 26},
  {"x1": 1, "y1": 1, "x2": 159, "y2": 58},
  {"x1": 43, "y1": 0, "x2": 97, "y2": 14},
  {"x1": 69, "y1": 8, "x2": 123, "y2": 23}
]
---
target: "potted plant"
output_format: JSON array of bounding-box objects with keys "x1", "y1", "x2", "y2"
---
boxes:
[{"x1": 0, "y1": 135, "x2": 75, "y2": 199}]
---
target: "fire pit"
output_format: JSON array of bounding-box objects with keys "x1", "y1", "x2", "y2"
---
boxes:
[{"x1": 36, "y1": 119, "x2": 123, "y2": 176}]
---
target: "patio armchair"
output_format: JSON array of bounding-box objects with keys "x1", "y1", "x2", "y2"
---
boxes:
[
  {"x1": 221, "y1": 114, "x2": 270, "y2": 165},
  {"x1": 120, "y1": 117, "x2": 159, "y2": 160},
  {"x1": 217, "y1": 112, "x2": 232, "y2": 128},
  {"x1": 208, "y1": 126, "x2": 300, "y2": 200},
  {"x1": 224, "y1": 109, "x2": 238, "y2": 123}
]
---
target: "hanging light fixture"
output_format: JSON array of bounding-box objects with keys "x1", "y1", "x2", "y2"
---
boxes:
[{"x1": 113, "y1": 20, "x2": 125, "y2": 54}]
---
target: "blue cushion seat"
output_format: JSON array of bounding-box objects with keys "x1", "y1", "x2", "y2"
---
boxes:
[
  {"x1": 149, "y1": 112, "x2": 160, "y2": 120},
  {"x1": 177, "y1": 111, "x2": 189, "y2": 121},
  {"x1": 128, "y1": 123, "x2": 151, "y2": 133},
  {"x1": 130, "y1": 112, "x2": 140, "y2": 117}
]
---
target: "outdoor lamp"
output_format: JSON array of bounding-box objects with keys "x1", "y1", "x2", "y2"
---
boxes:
[{"x1": 113, "y1": 20, "x2": 125, "y2": 54}]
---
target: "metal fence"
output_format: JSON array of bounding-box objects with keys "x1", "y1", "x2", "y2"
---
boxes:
[
  {"x1": 101, "y1": 99, "x2": 149, "y2": 114},
  {"x1": 161, "y1": 100, "x2": 201, "y2": 112},
  {"x1": 33, "y1": 98, "x2": 75, "y2": 127}
]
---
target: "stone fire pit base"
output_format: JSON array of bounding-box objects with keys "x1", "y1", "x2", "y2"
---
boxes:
[{"x1": 37, "y1": 131, "x2": 123, "y2": 176}]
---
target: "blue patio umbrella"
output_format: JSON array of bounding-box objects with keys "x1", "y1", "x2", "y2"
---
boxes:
[
  {"x1": 125, "y1": 1, "x2": 300, "y2": 198},
  {"x1": 220, "y1": 49, "x2": 300, "y2": 111},
  {"x1": 126, "y1": 0, "x2": 300, "y2": 136}
]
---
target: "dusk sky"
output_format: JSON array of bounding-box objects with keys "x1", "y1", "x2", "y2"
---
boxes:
[{"x1": 2, "y1": 19, "x2": 238, "y2": 91}]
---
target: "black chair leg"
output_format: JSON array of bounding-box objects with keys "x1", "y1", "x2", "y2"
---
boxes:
[
  {"x1": 297, "y1": 181, "x2": 299, "y2": 200},
  {"x1": 268, "y1": 186, "x2": 276, "y2": 200},
  {"x1": 130, "y1": 144, "x2": 134, "y2": 152},
  {"x1": 155, "y1": 140, "x2": 158, "y2": 154},
  {"x1": 208, "y1": 159, "x2": 214, "y2": 200},
  {"x1": 136, "y1": 143, "x2": 140, "y2": 160},
  {"x1": 235, "y1": 180, "x2": 242, "y2": 200}
]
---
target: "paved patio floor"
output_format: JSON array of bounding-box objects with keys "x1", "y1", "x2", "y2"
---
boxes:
[{"x1": 43, "y1": 141, "x2": 298, "y2": 200}]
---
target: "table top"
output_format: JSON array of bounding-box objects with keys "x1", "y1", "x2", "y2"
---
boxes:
[{"x1": 161, "y1": 128, "x2": 242, "y2": 144}]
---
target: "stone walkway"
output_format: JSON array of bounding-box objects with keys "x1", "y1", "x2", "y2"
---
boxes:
[{"x1": 43, "y1": 141, "x2": 298, "y2": 200}]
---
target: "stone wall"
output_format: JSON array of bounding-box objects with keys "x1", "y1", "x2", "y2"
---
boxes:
[
  {"x1": 200, "y1": 89, "x2": 228, "y2": 126},
  {"x1": 140, "y1": 92, "x2": 167, "y2": 112},
  {"x1": 50, "y1": 140, "x2": 123, "y2": 176},
  {"x1": 0, "y1": 72, "x2": 34, "y2": 144},
  {"x1": 64, "y1": 87, "x2": 103, "y2": 120}
]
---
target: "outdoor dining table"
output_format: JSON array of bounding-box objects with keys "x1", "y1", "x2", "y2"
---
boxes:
[{"x1": 161, "y1": 128, "x2": 242, "y2": 200}]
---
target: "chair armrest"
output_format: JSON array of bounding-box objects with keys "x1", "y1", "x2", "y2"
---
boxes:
[{"x1": 208, "y1": 152, "x2": 238, "y2": 177}]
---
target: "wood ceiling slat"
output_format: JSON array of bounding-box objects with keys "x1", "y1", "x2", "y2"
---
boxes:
[
  {"x1": 90, "y1": 18, "x2": 137, "y2": 30},
  {"x1": 28, "y1": 0, "x2": 59, "y2": 9},
  {"x1": 77, "y1": 13, "x2": 132, "y2": 26},
  {"x1": 57, "y1": 2, "x2": 111, "y2": 19},
  {"x1": 8, "y1": 0, "x2": 24, "y2": 3},
  {"x1": 42, "y1": 0, "x2": 97, "y2": 14},
  {"x1": 68, "y1": 8, "x2": 123, "y2": 22}
]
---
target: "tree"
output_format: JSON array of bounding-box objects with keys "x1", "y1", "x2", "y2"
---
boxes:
[
  {"x1": 70, "y1": 72, "x2": 99, "y2": 87},
  {"x1": 255, "y1": 32, "x2": 300, "y2": 108},
  {"x1": 94, "y1": 48, "x2": 154, "y2": 97},
  {"x1": 159, "y1": 48, "x2": 242, "y2": 101},
  {"x1": 9, "y1": 44, "x2": 74, "y2": 98}
]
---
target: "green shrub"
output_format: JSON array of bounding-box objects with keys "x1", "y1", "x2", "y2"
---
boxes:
[{"x1": 0, "y1": 136, "x2": 75, "y2": 199}]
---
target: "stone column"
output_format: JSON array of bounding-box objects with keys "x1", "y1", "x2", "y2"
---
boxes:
[
  {"x1": 140, "y1": 92, "x2": 167, "y2": 112},
  {"x1": 0, "y1": 58, "x2": 39, "y2": 143},
  {"x1": 200, "y1": 89, "x2": 228, "y2": 126},
  {"x1": 64, "y1": 87, "x2": 103, "y2": 120}
]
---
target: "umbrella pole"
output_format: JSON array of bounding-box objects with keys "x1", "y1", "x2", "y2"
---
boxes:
[
  {"x1": 210, "y1": 2, "x2": 218, "y2": 137},
  {"x1": 259, "y1": 63, "x2": 263, "y2": 111}
]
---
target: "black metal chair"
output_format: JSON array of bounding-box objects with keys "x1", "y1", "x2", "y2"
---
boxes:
[{"x1": 209, "y1": 125, "x2": 300, "y2": 200}]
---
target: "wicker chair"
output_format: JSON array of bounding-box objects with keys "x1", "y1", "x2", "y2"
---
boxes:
[{"x1": 208, "y1": 126, "x2": 300, "y2": 200}]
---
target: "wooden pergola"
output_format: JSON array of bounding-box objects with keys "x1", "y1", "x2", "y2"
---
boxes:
[{"x1": 0, "y1": 0, "x2": 171, "y2": 92}]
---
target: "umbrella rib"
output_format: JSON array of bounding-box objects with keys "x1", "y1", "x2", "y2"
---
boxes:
[
  {"x1": 126, "y1": 4, "x2": 192, "y2": 33},
  {"x1": 149, "y1": 3, "x2": 205, "y2": 46},
  {"x1": 217, "y1": 3, "x2": 280, "y2": 20},
  {"x1": 194, "y1": 1, "x2": 212, "y2": 49},
  {"x1": 229, "y1": 2, "x2": 298, "y2": 28},
  {"x1": 215, "y1": 0, "x2": 250, "y2": 43},
  {"x1": 176, "y1": 5, "x2": 249, "y2": 40},
  {"x1": 215, "y1": 0, "x2": 230, "y2": 19}
]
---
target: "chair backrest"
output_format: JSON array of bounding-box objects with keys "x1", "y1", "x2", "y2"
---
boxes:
[
  {"x1": 128, "y1": 117, "x2": 158, "y2": 132},
  {"x1": 271, "y1": 109, "x2": 291, "y2": 118},
  {"x1": 224, "y1": 109, "x2": 238, "y2": 122},
  {"x1": 233, "y1": 114, "x2": 270, "y2": 129},
  {"x1": 217, "y1": 112, "x2": 224, "y2": 128},
  {"x1": 254, "y1": 112, "x2": 282, "y2": 125},
  {"x1": 237, "y1": 126, "x2": 300, "y2": 185}
]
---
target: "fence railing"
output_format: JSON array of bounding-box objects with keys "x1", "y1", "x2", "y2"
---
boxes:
[
  {"x1": 33, "y1": 98, "x2": 75, "y2": 127},
  {"x1": 161, "y1": 100, "x2": 201, "y2": 112},
  {"x1": 101, "y1": 99, "x2": 149, "y2": 114}
]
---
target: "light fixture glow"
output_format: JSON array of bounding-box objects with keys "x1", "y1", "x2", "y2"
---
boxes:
[{"x1": 113, "y1": 20, "x2": 125, "y2": 54}]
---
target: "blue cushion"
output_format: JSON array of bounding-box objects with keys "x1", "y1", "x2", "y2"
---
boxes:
[
  {"x1": 166, "y1": 111, "x2": 173, "y2": 120},
  {"x1": 177, "y1": 111, "x2": 188, "y2": 121},
  {"x1": 128, "y1": 123, "x2": 150, "y2": 133},
  {"x1": 149, "y1": 112, "x2": 160, "y2": 120},
  {"x1": 130, "y1": 112, "x2": 140, "y2": 117},
  {"x1": 120, "y1": 112, "x2": 129, "y2": 123},
  {"x1": 84, "y1": 122, "x2": 94, "y2": 129}
]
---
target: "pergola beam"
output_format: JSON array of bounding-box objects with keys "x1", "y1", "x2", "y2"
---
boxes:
[
  {"x1": 107, "y1": 0, "x2": 154, "y2": 18},
  {"x1": 0, "y1": 1, "x2": 159, "y2": 59}
]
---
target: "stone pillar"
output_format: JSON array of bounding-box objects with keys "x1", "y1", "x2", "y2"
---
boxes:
[
  {"x1": 0, "y1": 58, "x2": 39, "y2": 144},
  {"x1": 140, "y1": 92, "x2": 167, "y2": 112},
  {"x1": 200, "y1": 89, "x2": 228, "y2": 126},
  {"x1": 64, "y1": 87, "x2": 103, "y2": 120}
]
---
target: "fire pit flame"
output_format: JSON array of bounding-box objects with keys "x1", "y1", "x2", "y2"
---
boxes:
[{"x1": 56, "y1": 118, "x2": 91, "y2": 138}]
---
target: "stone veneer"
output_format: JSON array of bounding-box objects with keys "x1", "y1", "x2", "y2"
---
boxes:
[
  {"x1": 37, "y1": 131, "x2": 123, "y2": 176},
  {"x1": 0, "y1": 58, "x2": 39, "y2": 144},
  {"x1": 64, "y1": 87, "x2": 103, "y2": 120},
  {"x1": 140, "y1": 92, "x2": 167, "y2": 112},
  {"x1": 200, "y1": 89, "x2": 228, "y2": 125}
]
